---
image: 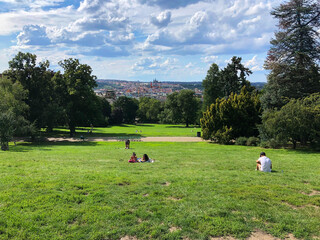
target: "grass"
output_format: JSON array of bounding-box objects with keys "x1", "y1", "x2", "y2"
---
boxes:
[
  {"x1": 0, "y1": 141, "x2": 319, "y2": 239},
  {"x1": 41, "y1": 124, "x2": 201, "y2": 138}
]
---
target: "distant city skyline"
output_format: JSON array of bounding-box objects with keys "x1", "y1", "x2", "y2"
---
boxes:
[{"x1": 0, "y1": 0, "x2": 282, "y2": 82}]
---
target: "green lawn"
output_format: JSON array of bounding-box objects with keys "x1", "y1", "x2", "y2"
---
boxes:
[
  {"x1": 0, "y1": 141, "x2": 319, "y2": 239},
  {"x1": 42, "y1": 124, "x2": 201, "y2": 138}
]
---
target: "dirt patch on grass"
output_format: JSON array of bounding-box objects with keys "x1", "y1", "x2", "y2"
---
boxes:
[
  {"x1": 211, "y1": 237, "x2": 237, "y2": 240},
  {"x1": 283, "y1": 201, "x2": 319, "y2": 210},
  {"x1": 120, "y1": 236, "x2": 138, "y2": 240},
  {"x1": 247, "y1": 230, "x2": 279, "y2": 240},
  {"x1": 162, "y1": 182, "x2": 171, "y2": 186},
  {"x1": 302, "y1": 190, "x2": 320, "y2": 196},
  {"x1": 143, "y1": 193, "x2": 149, "y2": 197},
  {"x1": 169, "y1": 226, "x2": 181, "y2": 232},
  {"x1": 168, "y1": 196, "x2": 181, "y2": 201}
]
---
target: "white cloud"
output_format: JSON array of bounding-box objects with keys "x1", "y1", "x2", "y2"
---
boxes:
[
  {"x1": 150, "y1": 10, "x2": 171, "y2": 28},
  {"x1": 244, "y1": 55, "x2": 263, "y2": 71},
  {"x1": 201, "y1": 55, "x2": 218, "y2": 63}
]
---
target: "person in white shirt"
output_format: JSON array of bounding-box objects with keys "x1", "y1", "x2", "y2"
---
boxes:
[{"x1": 256, "y1": 152, "x2": 272, "y2": 172}]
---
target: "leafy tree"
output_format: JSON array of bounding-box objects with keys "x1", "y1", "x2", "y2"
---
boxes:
[
  {"x1": 54, "y1": 58, "x2": 99, "y2": 136},
  {"x1": 0, "y1": 77, "x2": 34, "y2": 150},
  {"x1": 160, "y1": 92, "x2": 182, "y2": 124},
  {"x1": 202, "y1": 57, "x2": 253, "y2": 109},
  {"x1": 138, "y1": 97, "x2": 162, "y2": 123},
  {"x1": 112, "y1": 96, "x2": 139, "y2": 124},
  {"x1": 201, "y1": 87, "x2": 262, "y2": 143},
  {"x1": 177, "y1": 89, "x2": 199, "y2": 127},
  {"x1": 259, "y1": 93, "x2": 320, "y2": 149},
  {"x1": 4, "y1": 52, "x2": 62, "y2": 130},
  {"x1": 262, "y1": 0, "x2": 320, "y2": 109}
]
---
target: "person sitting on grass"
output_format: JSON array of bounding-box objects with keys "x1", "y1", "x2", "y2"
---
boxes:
[
  {"x1": 128, "y1": 152, "x2": 137, "y2": 163},
  {"x1": 125, "y1": 139, "x2": 130, "y2": 149},
  {"x1": 256, "y1": 152, "x2": 272, "y2": 172}
]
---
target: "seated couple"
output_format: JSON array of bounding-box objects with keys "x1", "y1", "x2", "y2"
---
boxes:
[{"x1": 129, "y1": 152, "x2": 153, "y2": 163}]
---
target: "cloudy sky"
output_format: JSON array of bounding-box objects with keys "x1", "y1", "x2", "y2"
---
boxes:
[{"x1": 0, "y1": 0, "x2": 282, "y2": 82}]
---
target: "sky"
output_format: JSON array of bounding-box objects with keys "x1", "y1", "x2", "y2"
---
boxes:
[{"x1": 0, "y1": 0, "x2": 283, "y2": 82}]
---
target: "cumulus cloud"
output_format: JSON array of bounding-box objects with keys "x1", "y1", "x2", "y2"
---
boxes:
[
  {"x1": 150, "y1": 10, "x2": 171, "y2": 28},
  {"x1": 132, "y1": 56, "x2": 178, "y2": 72},
  {"x1": 244, "y1": 55, "x2": 264, "y2": 71},
  {"x1": 17, "y1": 25, "x2": 51, "y2": 46},
  {"x1": 201, "y1": 55, "x2": 218, "y2": 63}
]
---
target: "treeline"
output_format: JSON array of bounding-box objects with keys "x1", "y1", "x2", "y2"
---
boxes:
[
  {"x1": 201, "y1": 0, "x2": 320, "y2": 149},
  {"x1": 0, "y1": 53, "x2": 201, "y2": 150}
]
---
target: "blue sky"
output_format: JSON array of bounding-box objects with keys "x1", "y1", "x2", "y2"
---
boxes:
[{"x1": 0, "y1": 0, "x2": 282, "y2": 82}]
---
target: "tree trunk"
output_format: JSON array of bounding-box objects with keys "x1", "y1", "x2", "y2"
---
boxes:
[{"x1": 70, "y1": 124, "x2": 76, "y2": 137}]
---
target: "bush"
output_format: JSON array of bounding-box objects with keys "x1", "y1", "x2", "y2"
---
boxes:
[
  {"x1": 235, "y1": 137, "x2": 248, "y2": 146},
  {"x1": 246, "y1": 137, "x2": 260, "y2": 146}
]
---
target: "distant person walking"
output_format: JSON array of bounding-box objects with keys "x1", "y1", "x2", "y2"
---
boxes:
[
  {"x1": 125, "y1": 139, "x2": 130, "y2": 149},
  {"x1": 256, "y1": 152, "x2": 272, "y2": 172}
]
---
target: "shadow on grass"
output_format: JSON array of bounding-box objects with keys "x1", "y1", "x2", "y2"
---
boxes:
[
  {"x1": 165, "y1": 125, "x2": 198, "y2": 128},
  {"x1": 9, "y1": 141, "x2": 101, "y2": 152},
  {"x1": 43, "y1": 131, "x2": 143, "y2": 138}
]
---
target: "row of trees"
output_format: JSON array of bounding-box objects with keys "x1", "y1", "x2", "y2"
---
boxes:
[
  {"x1": 0, "y1": 53, "x2": 201, "y2": 150},
  {"x1": 110, "y1": 89, "x2": 201, "y2": 127},
  {"x1": 201, "y1": 0, "x2": 320, "y2": 149}
]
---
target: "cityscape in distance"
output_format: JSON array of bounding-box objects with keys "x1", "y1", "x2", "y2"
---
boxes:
[{"x1": 95, "y1": 79, "x2": 266, "y2": 101}]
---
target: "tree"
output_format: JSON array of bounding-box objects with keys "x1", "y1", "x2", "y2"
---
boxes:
[
  {"x1": 112, "y1": 96, "x2": 139, "y2": 124},
  {"x1": 201, "y1": 87, "x2": 262, "y2": 143},
  {"x1": 0, "y1": 77, "x2": 34, "y2": 150},
  {"x1": 259, "y1": 93, "x2": 320, "y2": 149},
  {"x1": 137, "y1": 97, "x2": 162, "y2": 123},
  {"x1": 202, "y1": 57, "x2": 253, "y2": 109},
  {"x1": 262, "y1": 0, "x2": 320, "y2": 109},
  {"x1": 54, "y1": 58, "x2": 99, "y2": 136},
  {"x1": 160, "y1": 90, "x2": 199, "y2": 127},
  {"x1": 4, "y1": 52, "x2": 62, "y2": 130},
  {"x1": 202, "y1": 63, "x2": 223, "y2": 109},
  {"x1": 177, "y1": 89, "x2": 199, "y2": 127}
]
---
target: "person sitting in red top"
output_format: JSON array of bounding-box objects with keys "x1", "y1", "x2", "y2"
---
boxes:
[{"x1": 128, "y1": 152, "x2": 137, "y2": 163}]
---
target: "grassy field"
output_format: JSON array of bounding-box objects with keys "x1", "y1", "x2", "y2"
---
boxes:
[
  {"x1": 0, "y1": 141, "x2": 319, "y2": 240},
  {"x1": 41, "y1": 124, "x2": 201, "y2": 138}
]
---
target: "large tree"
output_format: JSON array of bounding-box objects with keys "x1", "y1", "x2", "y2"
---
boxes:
[
  {"x1": 202, "y1": 56, "x2": 253, "y2": 110},
  {"x1": 137, "y1": 97, "x2": 162, "y2": 123},
  {"x1": 4, "y1": 52, "x2": 62, "y2": 130},
  {"x1": 262, "y1": 0, "x2": 320, "y2": 109},
  {"x1": 201, "y1": 87, "x2": 261, "y2": 143},
  {"x1": 54, "y1": 58, "x2": 100, "y2": 136},
  {"x1": 112, "y1": 96, "x2": 139, "y2": 124},
  {"x1": 0, "y1": 77, "x2": 34, "y2": 150}
]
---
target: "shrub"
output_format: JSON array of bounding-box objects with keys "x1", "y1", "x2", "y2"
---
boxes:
[
  {"x1": 235, "y1": 137, "x2": 248, "y2": 146},
  {"x1": 246, "y1": 137, "x2": 260, "y2": 146}
]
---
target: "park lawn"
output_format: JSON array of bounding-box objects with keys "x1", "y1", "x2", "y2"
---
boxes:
[
  {"x1": 41, "y1": 124, "x2": 201, "y2": 138},
  {"x1": 0, "y1": 142, "x2": 319, "y2": 240}
]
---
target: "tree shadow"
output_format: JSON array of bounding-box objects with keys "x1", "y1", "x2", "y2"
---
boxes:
[{"x1": 8, "y1": 141, "x2": 101, "y2": 152}]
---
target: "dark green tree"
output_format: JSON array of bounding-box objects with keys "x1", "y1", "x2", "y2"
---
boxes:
[
  {"x1": 177, "y1": 89, "x2": 199, "y2": 127},
  {"x1": 202, "y1": 57, "x2": 253, "y2": 109},
  {"x1": 0, "y1": 77, "x2": 34, "y2": 150},
  {"x1": 138, "y1": 97, "x2": 162, "y2": 123},
  {"x1": 202, "y1": 63, "x2": 223, "y2": 109},
  {"x1": 112, "y1": 96, "x2": 139, "y2": 124},
  {"x1": 221, "y1": 56, "x2": 253, "y2": 97},
  {"x1": 159, "y1": 92, "x2": 182, "y2": 124},
  {"x1": 4, "y1": 52, "x2": 62, "y2": 130},
  {"x1": 54, "y1": 58, "x2": 99, "y2": 136},
  {"x1": 201, "y1": 87, "x2": 262, "y2": 143},
  {"x1": 262, "y1": 0, "x2": 320, "y2": 109},
  {"x1": 259, "y1": 93, "x2": 320, "y2": 149}
]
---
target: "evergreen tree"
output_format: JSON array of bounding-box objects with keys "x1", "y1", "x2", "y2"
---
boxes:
[
  {"x1": 262, "y1": 0, "x2": 320, "y2": 109},
  {"x1": 202, "y1": 56, "x2": 253, "y2": 110}
]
